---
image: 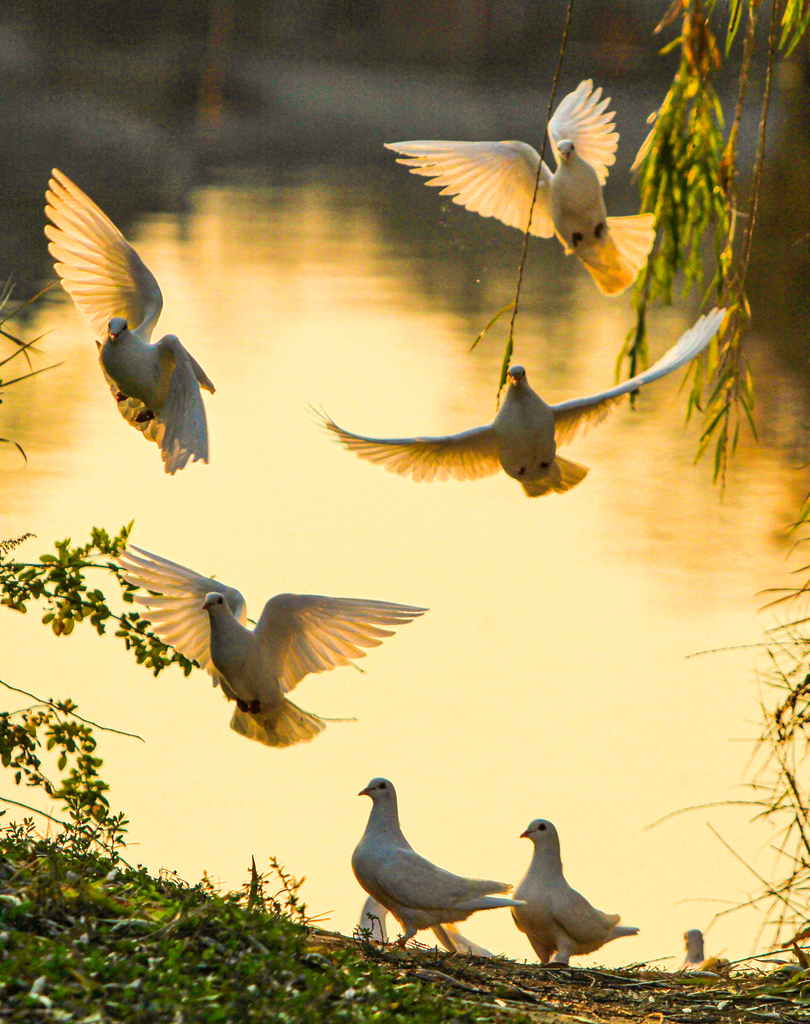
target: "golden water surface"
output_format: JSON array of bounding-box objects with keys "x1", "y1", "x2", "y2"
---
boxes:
[{"x1": 0, "y1": 171, "x2": 804, "y2": 966}]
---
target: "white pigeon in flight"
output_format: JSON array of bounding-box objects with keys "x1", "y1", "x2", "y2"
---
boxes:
[
  {"x1": 115, "y1": 547, "x2": 426, "y2": 747},
  {"x1": 352, "y1": 777, "x2": 523, "y2": 946},
  {"x1": 44, "y1": 169, "x2": 215, "y2": 474},
  {"x1": 318, "y1": 308, "x2": 725, "y2": 498},
  {"x1": 512, "y1": 818, "x2": 639, "y2": 965},
  {"x1": 386, "y1": 80, "x2": 656, "y2": 295},
  {"x1": 357, "y1": 895, "x2": 494, "y2": 955}
]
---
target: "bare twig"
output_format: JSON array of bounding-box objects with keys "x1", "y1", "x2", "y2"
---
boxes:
[
  {"x1": 497, "y1": 0, "x2": 575, "y2": 401},
  {"x1": 0, "y1": 680, "x2": 144, "y2": 742}
]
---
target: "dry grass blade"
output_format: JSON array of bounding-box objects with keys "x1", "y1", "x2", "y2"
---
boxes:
[
  {"x1": 468, "y1": 300, "x2": 515, "y2": 352},
  {"x1": 0, "y1": 438, "x2": 27, "y2": 466},
  {"x1": 0, "y1": 280, "x2": 62, "y2": 464}
]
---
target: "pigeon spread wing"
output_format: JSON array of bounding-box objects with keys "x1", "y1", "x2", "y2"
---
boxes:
[
  {"x1": 115, "y1": 546, "x2": 246, "y2": 674},
  {"x1": 547, "y1": 80, "x2": 618, "y2": 184},
  {"x1": 552, "y1": 308, "x2": 726, "y2": 446},
  {"x1": 255, "y1": 594, "x2": 427, "y2": 694},
  {"x1": 154, "y1": 339, "x2": 211, "y2": 474},
  {"x1": 317, "y1": 410, "x2": 502, "y2": 482},
  {"x1": 385, "y1": 140, "x2": 554, "y2": 238},
  {"x1": 45, "y1": 168, "x2": 163, "y2": 340}
]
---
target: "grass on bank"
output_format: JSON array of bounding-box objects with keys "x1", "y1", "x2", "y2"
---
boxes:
[
  {"x1": 4, "y1": 826, "x2": 810, "y2": 1024},
  {"x1": 0, "y1": 826, "x2": 535, "y2": 1024}
]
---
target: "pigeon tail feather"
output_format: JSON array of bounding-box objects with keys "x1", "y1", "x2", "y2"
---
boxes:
[
  {"x1": 229, "y1": 699, "x2": 326, "y2": 747},
  {"x1": 457, "y1": 894, "x2": 524, "y2": 912},
  {"x1": 437, "y1": 923, "x2": 494, "y2": 957},
  {"x1": 577, "y1": 213, "x2": 655, "y2": 295},
  {"x1": 521, "y1": 456, "x2": 589, "y2": 497}
]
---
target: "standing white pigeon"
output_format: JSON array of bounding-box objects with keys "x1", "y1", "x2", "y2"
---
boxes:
[
  {"x1": 44, "y1": 169, "x2": 215, "y2": 474},
  {"x1": 386, "y1": 80, "x2": 656, "y2": 295},
  {"x1": 352, "y1": 777, "x2": 523, "y2": 946},
  {"x1": 115, "y1": 547, "x2": 426, "y2": 747},
  {"x1": 683, "y1": 928, "x2": 705, "y2": 968},
  {"x1": 317, "y1": 308, "x2": 725, "y2": 498},
  {"x1": 357, "y1": 895, "x2": 494, "y2": 955},
  {"x1": 681, "y1": 929, "x2": 729, "y2": 973},
  {"x1": 358, "y1": 896, "x2": 390, "y2": 943},
  {"x1": 512, "y1": 819, "x2": 639, "y2": 965}
]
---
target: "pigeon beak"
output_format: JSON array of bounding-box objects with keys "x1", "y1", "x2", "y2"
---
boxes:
[
  {"x1": 358, "y1": 786, "x2": 372, "y2": 797},
  {"x1": 202, "y1": 598, "x2": 213, "y2": 610},
  {"x1": 519, "y1": 829, "x2": 531, "y2": 839}
]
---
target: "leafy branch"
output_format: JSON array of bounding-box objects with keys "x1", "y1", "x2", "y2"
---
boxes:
[
  {"x1": 0, "y1": 682, "x2": 133, "y2": 861},
  {"x1": 0, "y1": 525, "x2": 194, "y2": 677}
]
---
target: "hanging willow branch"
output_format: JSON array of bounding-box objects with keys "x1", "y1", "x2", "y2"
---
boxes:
[
  {"x1": 694, "y1": 0, "x2": 782, "y2": 487},
  {"x1": 622, "y1": 0, "x2": 728, "y2": 380},
  {"x1": 626, "y1": 0, "x2": 793, "y2": 491}
]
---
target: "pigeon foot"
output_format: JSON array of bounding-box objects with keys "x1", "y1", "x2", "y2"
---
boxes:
[{"x1": 235, "y1": 698, "x2": 262, "y2": 714}]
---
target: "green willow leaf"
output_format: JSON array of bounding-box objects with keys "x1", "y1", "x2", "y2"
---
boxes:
[{"x1": 725, "y1": 0, "x2": 743, "y2": 55}]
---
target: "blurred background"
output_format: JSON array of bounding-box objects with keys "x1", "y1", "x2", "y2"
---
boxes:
[{"x1": 2, "y1": 0, "x2": 810, "y2": 968}]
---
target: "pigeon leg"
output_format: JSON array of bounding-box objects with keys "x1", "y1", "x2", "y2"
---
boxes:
[
  {"x1": 235, "y1": 698, "x2": 261, "y2": 714},
  {"x1": 396, "y1": 927, "x2": 418, "y2": 947}
]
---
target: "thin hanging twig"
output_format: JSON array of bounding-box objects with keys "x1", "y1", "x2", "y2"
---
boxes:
[
  {"x1": 721, "y1": 2, "x2": 758, "y2": 244},
  {"x1": 0, "y1": 680, "x2": 145, "y2": 741},
  {"x1": 735, "y1": 0, "x2": 781, "y2": 290},
  {"x1": 497, "y1": 0, "x2": 575, "y2": 401},
  {"x1": 709, "y1": 0, "x2": 781, "y2": 490}
]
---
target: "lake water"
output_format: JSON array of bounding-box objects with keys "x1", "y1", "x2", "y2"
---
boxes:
[{"x1": 1, "y1": 67, "x2": 808, "y2": 967}]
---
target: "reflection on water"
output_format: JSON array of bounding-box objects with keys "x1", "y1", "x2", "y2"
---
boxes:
[{"x1": 0, "y1": 161, "x2": 807, "y2": 964}]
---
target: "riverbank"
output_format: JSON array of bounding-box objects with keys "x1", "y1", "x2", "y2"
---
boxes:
[{"x1": 1, "y1": 830, "x2": 807, "y2": 1023}]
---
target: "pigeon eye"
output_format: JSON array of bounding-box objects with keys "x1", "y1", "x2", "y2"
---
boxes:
[
  {"x1": 379, "y1": 782, "x2": 387, "y2": 789},
  {"x1": 538, "y1": 823, "x2": 546, "y2": 831}
]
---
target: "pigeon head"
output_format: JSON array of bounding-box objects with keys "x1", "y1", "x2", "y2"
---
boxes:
[
  {"x1": 557, "y1": 140, "x2": 575, "y2": 161},
  {"x1": 107, "y1": 317, "x2": 128, "y2": 340},
  {"x1": 202, "y1": 592, "x2": 229, "y2": 614},
  {"x1": 507, "y1": 365, "x2": 526, "y2": 386},
  {"x1": 519, "y1": 818, "x2": 559, "y2": 844},
  {"x1": 359, "y1": 777, "x2": 396, "y2": 801}
]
